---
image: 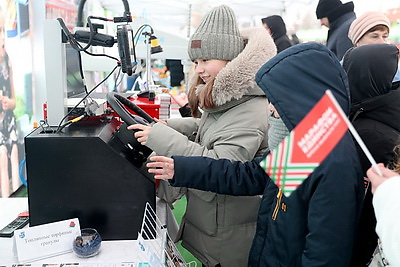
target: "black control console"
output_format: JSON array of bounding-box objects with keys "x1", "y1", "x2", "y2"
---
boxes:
[{"x1": 25, "y1": 118, "x2": 155, "y2": 240}]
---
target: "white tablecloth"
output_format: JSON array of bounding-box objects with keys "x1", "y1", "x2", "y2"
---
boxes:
[{"x1": 0, "y1": 197, "x2": 176, "y2": 266}]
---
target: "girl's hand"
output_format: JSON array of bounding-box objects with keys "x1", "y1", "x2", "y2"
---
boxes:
[
  {"x1": 127, "y1": 124, "x2": 152, "y2": 145},
  {"x1": 154, "y1": 117, "x2": 167, "y2": 125},
  {"x1": 146, "y1": 156, "x2": 175, "y2": 180}
]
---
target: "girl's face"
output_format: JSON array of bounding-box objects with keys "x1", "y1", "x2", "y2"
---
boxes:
[
  {"x1": 193, "y1": 59, "x2": 228, "y2": 83},
  {"x1": 356, "y1": 30, "x2": 389, "y2": 46}
]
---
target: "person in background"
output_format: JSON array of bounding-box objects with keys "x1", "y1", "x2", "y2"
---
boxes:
[
  {"x1": 261, "y1": 15, "x2": 293, "y2": 53},
  {"x1": 348, "y1": 11, "x2": 390, "y2": 47},
  {"x1": 146, "y1": 42, "x2": 364, "y2": 266},
  {"x1": 343, "y1": 43, "x2": 400, "y2": 266},
  {"x1": 366, "y1": 145, "x2": 400, "y2": 267},
  {"x1": 165, "y1": 59, "x2": 184, "y2": 88},
  {"x1": 0, "y1": 6, "x2": 19, "y2": 198},
  {"x1": 347, "y1": 11, "x2": 400, "y2": 83},
  {"x1": 316, "y1": 0, "x2": 356, "y2": 59},
  {"x1": 170, "y1": 92, "x2": 192, "y2": 118},
  {"x1": 163, "y1": 59, "x2": 192, "y2": 117},
  {"x1": 130, "y1": 5, "x2": 277, "y2": 266},
  {"x1": 161, "y1": 87, "x2": 193, "y2": 118}
]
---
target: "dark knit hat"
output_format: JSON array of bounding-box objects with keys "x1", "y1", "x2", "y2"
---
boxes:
[
  {"x1": 316, "y1": 0, "x2": 354, "y2": 22},
  {"x1": 316, "y1": 0, "x2": 342, "y2": 19},
  {"x1": 188, "y1": 5, "x2": 244, "y2": 61}
]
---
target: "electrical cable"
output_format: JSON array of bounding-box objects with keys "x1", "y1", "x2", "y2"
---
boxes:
[
  {"x1": 53, "y1": 0, "x2": 147, "y2": 132},
  {"x1": 113, "y1": 68, "x2": 123, "y2": 91},
  {"x1": 116, "y1": 73, "x2": 124, "y2": 88},
  {"x1": 130, "y1": 24, "x2": 154, "y2": 75},
  {"x1": 129, "y1": 25, "x2": 138, "y2": 65},
  {"x1": 57, "y1": 16, "x2": 105, "y2": 53},
  {"x1": 32, "y1": 119, "x2": 53, "y2": 134},
  {"x1": 56, "y1": 64, "x2": 119, "y2": 133},
  {"x1": 57, "y1": 18, "x2": 81, "y2": 51},
  {"x1": 57, "y1": 114, "x2": 86, "y2": 133},
  {"x1": 54, "y1": 17, "x2": 122, "y2": 132},
  {"x1": 83, "y1": 48, "x2": 119, "y2": 61},
  {"x1": 19, "y1": 157, "x2": 27, "y2": 187},
  {"x1": 59, "y1": 13, "x2": 156, "y2": 74},
  {"x1": 133, "y1": 24, "x2": 154, "y2": 47},
  {"x1": 76, "y1": 0, "x2": 131, "y2": 27},
  {"x1": 55, "y1": 16, "x2": 127, "y2": 132},
  {"x1": 77, "y1": 16, "x2": 96, "y2": 51},
  {"x1": 57, "y1": 17, "x2": 120, "y2": 62},
  {"x1": 77, "y1": 50, "x2": 89, "y2": 95}
]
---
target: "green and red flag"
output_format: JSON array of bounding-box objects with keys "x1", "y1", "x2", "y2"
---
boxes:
[{"x1": 260, "y1": 91, "x2": 349, "y2": 197}]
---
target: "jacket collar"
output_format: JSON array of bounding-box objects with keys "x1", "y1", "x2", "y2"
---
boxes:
[
  {"x1": 350, "y1": 89, "x2": 400, "y2": 132},
  {"x1": 211, "y1": 27, "x2": 277, "y2": 106}
]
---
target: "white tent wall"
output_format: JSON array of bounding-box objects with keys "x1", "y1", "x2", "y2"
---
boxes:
[
  {"x1": 94, "y1": 0, "x2": 399, "y2": 35},
  {"x1": 28, "y1": 0, "x2": 399, "y2": 123},
  {"x1": 95, "y1": 0, "x2": 289, "y2": 37}
]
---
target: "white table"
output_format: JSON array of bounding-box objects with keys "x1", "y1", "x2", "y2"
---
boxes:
[{"x1": 0, "y1": 197, "x2": 177, "y2": 266}]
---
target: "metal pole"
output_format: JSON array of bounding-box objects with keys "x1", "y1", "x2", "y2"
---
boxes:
[
  {"x1": 146, "y1": 34, "x2": 152, "y2": 90},
  {"x1": 185, "y1": 4, "x2": 192, "y2": 92}
]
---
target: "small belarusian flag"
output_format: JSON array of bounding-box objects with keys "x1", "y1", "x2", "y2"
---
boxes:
[{"x1": 260, "y1": 91, "x2": 348, "y2": 197}]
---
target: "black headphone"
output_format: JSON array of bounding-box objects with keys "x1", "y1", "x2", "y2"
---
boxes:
[{"x1": 76, "y1": 0, "x2": 131, "y2": 27}]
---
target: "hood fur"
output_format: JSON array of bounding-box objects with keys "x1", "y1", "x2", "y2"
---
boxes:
[{"x1": 212, "y1": 27, "x2": 277, "y2": 106}]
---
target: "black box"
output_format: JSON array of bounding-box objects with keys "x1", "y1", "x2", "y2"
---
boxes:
[{"x1": 25, "y1": 118, "x2": 155, "y2": 240}]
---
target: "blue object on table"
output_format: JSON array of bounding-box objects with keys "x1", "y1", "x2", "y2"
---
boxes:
[{"x1": 72, "y1": 228, "x2": 102, "y2": 258}]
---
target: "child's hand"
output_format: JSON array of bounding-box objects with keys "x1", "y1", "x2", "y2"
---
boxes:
[
  {"x1": 127, "y1": 124, "x2": 152, "y2": 145},
  {"x1": 367, "y1": 163, "x2": 400, "y2": 194},
  {"x1": 146, "y1": 156, "x2": 175, "y2": 180}
]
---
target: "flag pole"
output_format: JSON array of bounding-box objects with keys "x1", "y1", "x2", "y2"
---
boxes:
[{"x1": 325, "y1": 90, "x2": 383, "y2": 176}]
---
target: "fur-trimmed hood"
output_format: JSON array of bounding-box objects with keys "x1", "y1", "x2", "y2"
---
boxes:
[{"x1": 211, "y1": 27, "x2": 276, "y2": 106}]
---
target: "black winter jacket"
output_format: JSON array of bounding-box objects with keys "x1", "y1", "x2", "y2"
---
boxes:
[
  {"x1": 170, "y1": 43, "x2": 364, "y2": 266},
  {"x1": 343, "y1": 43, "x2": 400, "y2": 266},
  {"x1": 262, "y1": 15, "x2": 293, "y2": 53}
]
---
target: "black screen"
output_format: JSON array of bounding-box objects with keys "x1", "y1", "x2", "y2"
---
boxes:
[{"x1": 65, "y1": 44, "x2": 86, "y2": 98}]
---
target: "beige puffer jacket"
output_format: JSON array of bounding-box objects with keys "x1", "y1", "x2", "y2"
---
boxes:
[{"x1": 146, "y1": 27, "x2": 276, "y2": 267}]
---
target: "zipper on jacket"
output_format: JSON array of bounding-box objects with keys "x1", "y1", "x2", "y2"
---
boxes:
[
  {"x1": 281, "y1": 202, "x2": 287, "y2": 212},
  {"x1": 350, "y1": 107, "x2": 364, "y2": 122},
  {"x1": 272, "y1": 189, "x2": 283, "y2": 220}
]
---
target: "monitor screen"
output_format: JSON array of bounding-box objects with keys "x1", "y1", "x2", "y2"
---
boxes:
[{"x1": 66, "y1": 44, "x2": 86, "y2": 98}]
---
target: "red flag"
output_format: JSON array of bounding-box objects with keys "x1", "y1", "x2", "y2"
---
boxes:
[{"x1": 260, "y1": 91, "x2": 348, "y2": 196}]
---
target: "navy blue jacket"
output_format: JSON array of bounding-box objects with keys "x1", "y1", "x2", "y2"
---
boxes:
[
  {"x1": 326, "y1": 11, "x2": 355, "y2": 60},
  {"x1": 170, "y1": 43, "x2": 364, "y2": 266}
]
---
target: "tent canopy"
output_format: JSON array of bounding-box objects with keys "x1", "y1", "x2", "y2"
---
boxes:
[{"x1": 96, "y1": 0, "x2": 301, "y2": 35}]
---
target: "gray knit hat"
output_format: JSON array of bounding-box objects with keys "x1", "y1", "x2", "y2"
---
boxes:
[{"x1": 188, "y1": 5, "x2": 244, "y2": 61}]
